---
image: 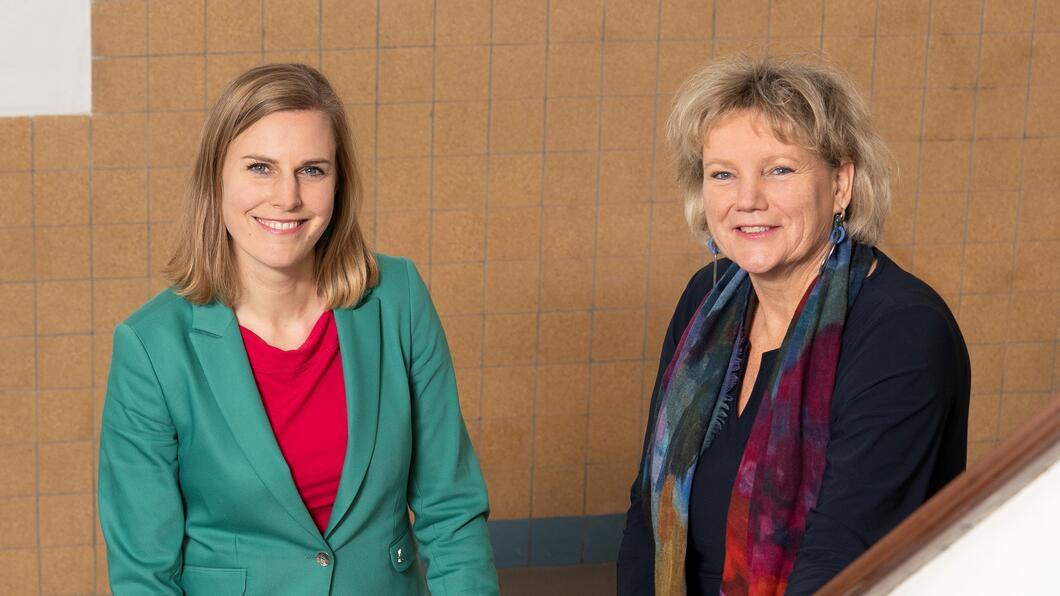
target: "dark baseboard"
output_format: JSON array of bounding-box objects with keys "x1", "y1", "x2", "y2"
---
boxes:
[{"x1": 487, "y1": 513, "x2": 626, "y2": 568}]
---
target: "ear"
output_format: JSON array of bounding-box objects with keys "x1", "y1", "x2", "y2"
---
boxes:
[{"x1": 833, "y1": 161, "x2": 854, "y2": 212}]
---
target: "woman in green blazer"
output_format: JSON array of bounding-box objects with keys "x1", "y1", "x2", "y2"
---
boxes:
[{"x1": 98, "y1": 64, "x2": 499, "y2": 595}]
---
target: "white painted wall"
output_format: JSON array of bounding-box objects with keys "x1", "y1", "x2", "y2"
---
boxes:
[
  {"x1": 0, "y1": 0, "x2": 92, "y2": 116},
  {"x1": 889, "y1": 456, "x2": 1060, "y2": 595}
]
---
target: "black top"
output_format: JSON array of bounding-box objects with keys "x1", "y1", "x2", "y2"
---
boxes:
[{"x1": 617, "y1": 249, "x2": 970, "y2": 596}]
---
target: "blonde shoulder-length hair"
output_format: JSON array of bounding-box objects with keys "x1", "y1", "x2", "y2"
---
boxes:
[
  {"x1": 164, "y1": 63, "x2": 378, "y2": 308},
  {"x1": 668, "y1": 55, "x2": 894, "y2": 246}
]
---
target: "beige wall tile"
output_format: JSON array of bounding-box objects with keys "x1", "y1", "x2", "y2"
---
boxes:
[
  {"x1": 912, "y1": 242, "x2": 963, "y2": 296},
  {"x1": 1013, "y1": 241, "x2": 1060, "y2": 291},
  {"x1": 538, "y1": 311, "x2": 591, "y2": 364},
  {"x1": 1002, "y1": 343, "x2": 1055, "y2": 392},
  {"x1": 39, "y1": 389, "x2": 95, "y2": 442},
  {"x1": 872, "y1": 87, "x2": 925, "y2": 141},
  {"x1": 322, "y1": 0, "x2": 376, "y2": 48},
  {"x1": 968, "y1": 393, "x2": 1000, "y2": 442},
  {"x1": 1021, "y1": 138, "x2": 1060, "y2": 190},
  {"x1": 431, "y1": 210, "x2": 485, "y2": 262},
  {"x1": 492, "y1": 45, "x2": 547, "y2": 100},
  {"x1": 533, "y1": 414, "x2": 587, "y2": 466},
  {"x1": 0, "y1": 227, "x2": 34, "y2": 282},
  {"x1": 263, "y1": 0, "x2": 320, "y2": 49},
  {"x1": 40, "y1": 545, "x2": 95, "y2": 595},
  {"x1": 148, "y1": 111, "x2": 203, "y2": 167},
  {"x1": 536, "y1": 364, "x2": 590, "y2": 417},
  {"x1": 0, "y1": 392, "x2": 36, "y2": 443},
  {"x1": 532, "y1": 465, "x2": 586, "y2": 517},
  {"x1": 490, "y1": 99, "x2": 545, "y2": 154},
  {"x1": 770, "y1": 0, "x2": 823, "y2": 37},
  {"x1": 586, "y1": 462, "x2": 633, "y2": 514},
  {"x1": 550, "y1": 0, "x2": 604, "y2": 42},
  {"x1": 437, "y1": 102, "x2": 490, "y2": 155},
  {"x1": 94, "y1": 223, "x2": 148, "y2": 278},
  {"x1": 958, "y1": 293, "x2": 1010, "y2": 344},
  {"x1": 38, "y1": 335, "x2": 92, "y2": 389},
  {"x1": 915, "y1": 193, "x2": 968, "y2": 244},
  {"x1": 923, "y1": 88, "x2": 975, "y2": 140},
  {"x1": 379, "y1": 0, "x2": 433, "y2": 46},
  {"x1": 1007, "y1": 291, "x2": 1059, "y2": 343},
  {"x1": 436, "y1": 46, "x2": 489, "y2": 101},
  {"x1": 715, "y1": 0, "x2": 769, "y2": 38},
  {"x1": 974, "y1": 86, "x2": 1027, "y2": 139},
  {"x1": 591, "y1": 309, "x2": 646, "y2": 361},
  {"x1": 430, "y1": 262, "x2": 485, "y2": 316},
  {"x1": 486, "y1": 260, "x2": 540, "y2": 313},
  {"x1": 603, "y1": 42, "x2": 657, "y2": 96},
  {"x1": 376, "y1": 157, "x2": 431, "y2": 211},
  {"x1": 39, "y1": 493, "x2": 95, "y2": 547},
  {"x1": 207, "y1": 0, "x2": 263, "y2": 52},
  {"x1": 93, "y1": 57, "x2": 148, "y2": 113},
  {"x1": 482, "y1": 366, "x2": 536, "y2": 419},
  {"x1": 206, "y1": 53, "x2": 263, "y2": 105},
  {"x1": 488, "y1": 154, "x2": 543, "y2": 207},
  {"x1": 930, "y1": 0, "x2": 983, "y2": 34},
  {"x1": 961, "y1": 242, "x2": 1014, "y2": 294},
  {"x1": 493, "y1": 0, "x2": 548, "y2": 44},
  {"x1": 92, "y1": 0, "x2": 147, "y2": 57},
  {"x1": 483, "y1": 313, "x2": 537, "y2": 366},
  {"x1": 35, "y1": 226, "x2": 90, "y2": 280},
  {"x1": 0, "y1": 444, "x2": 37, "y2": 497},
  {"x1": 39, "y1": 441, "x2": 94, "y2": 494},
  {"x1": 601, "y1": 98, "x2": 655, "y2": 151},
  {"x1": 36, "y1": 281, "x2": 91, "y2": 335},
  {"x1": 590, "y1": 361, "x2": 645, "y2": 416},
  {"x1": 456, "y1": 367, "x2": 482, "y2": 419},
  {"x1": 0, "y1": 338, "x2": 35, "y2": 391},
  {"x1": 594, "y1": 256, "x2": 648, "y2": 309},
  {"x1": 1017, "y1": 190, "x2": 1059, "y2": 242},
  {"x1": 0, "y1": 283, "x2": 35, "y2": 337},
  {"x1": 541, "y1": 206, "x2": 596, "y2": 259},
  {"x1": 657, "y1": 41, "x2": 712, "y2": 95},
  {"x1": 478, "y1": 417, "x2": 533, "y2": 468},
  {"x1": 548, "y1": 43, "x2": 602, "y2": 98},
  {"x1": 436, "y1": 0, "x2": 491, "y2": 45},
  {"x1": 926, "y1": 35, "x2": 980, "y2": 88},
  {"x1": 92, "y1": 113, "x2": 147, "y2": 168},
  {"x1": 0, "y1": 548, "x2": 39, "y2": 594},
  {"x1": 878, "y1": 0, "x2": 931, "y2": 35},
  {"x1": 440, "y1": 315, "x2": 483, "y2": 369},
  {"x1": 597, "y1": 204, "x2": 651, "y2": 257},
  {"x1": 543, "y1": 152, "x2": 597, "y2": 205},
  {"x1": 148, "y1": 55, "x2": 205, "y2": 111},
  {"x1": 35, "y1": 170, "x2": 89, "y2": 226},
  {"x1": 540, "y1": 258, "x2": 594, "y2": 311},
  {"x1": 998, "y1": 392, "x2": 1054, "y2": 439},
  {"x1": 660, "y1": 0, "x2": 713, "y2": 40},
  {"x1": 148, "y1": 0, "x2": 204, "y2": 54},
  {"x1": 263, "y1": 50, "x2": 320, "y2": 68},
  {"x1": 1027, "y1": 85, "x2": 1060, "y2": 137},
  {"x1": 487, "y1": 207, "x2": 541, "y2": 261},
  {"x1": 823, "y1": 0, "x2": 877, "y2": 35},
  {"x1": 378, "y1": 48, "x2": 433, "y2": 103},
  {"x1": 434, "y1": 156, "x2": 487, "y2": 210},
  {"x1": 376, "y1": 210, "x2": 430, "y2": 265},
  {"x1": 92, "y1": 278, "x2": 151, "y2": 333},
  {"x1": 0, "y1": 118, "x2": 32, "y2": 171},
  {"x1": 481, "y1": 465, "x2": 531, "y2": 519},
  {"x1": 0, "y1": 496, "x2": 37, "y2": 548},
  {"x1": 377, "y1": 103, "x2": 433, "y2": 157},
  {"x1": 588, "y1": 413, "x2": 642, "y2": 463},
  {"x1": 979, "y1": 35, "x2": 1033, "y2": 88},
  {"x1": 34, "y1": 116, "x2": 89, "y2": 170},
  {"x1": 599, "y1": 151, "x2": 652, "y2": 202},
  {"x1": 605, "y1": 0, "x2": 659, "y2": 41},
  {"x1": 968, "y1": 344, "x2": 1004, "y2": 394},
  {"x1": 0, "y1": 172, "x2": 33, "y2": 226},
  {"x1": 96, "y1": 168, "x2": 148, "y2": 224}
]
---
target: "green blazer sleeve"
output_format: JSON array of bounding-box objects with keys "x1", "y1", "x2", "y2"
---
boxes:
[
  {"x1": 98, "y1": 323, "x2": 184, "y2": 595},
  {"x1": 403, "y1": 260, "x2": 500, "y2": 595}
]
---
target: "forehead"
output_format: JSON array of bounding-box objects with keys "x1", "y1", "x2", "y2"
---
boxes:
[
  {"x1": 701, "y1": 109, "x2": 813, "y2": 158},
  {"x1": 232, "y1": 109, "x2": 335, "y2": 150}
]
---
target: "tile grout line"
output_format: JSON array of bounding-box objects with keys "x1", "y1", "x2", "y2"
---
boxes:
[{"x1": 907, "y1": 1, "x2": 934, "y2": 294}]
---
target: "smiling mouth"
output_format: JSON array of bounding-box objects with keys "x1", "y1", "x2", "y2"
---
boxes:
[
  {"x1": 253, "y1": 217, "x2": 307, "y2": 233},
  {"x1": 736, "y1": 226, "x2": 775, "y2": 234}
]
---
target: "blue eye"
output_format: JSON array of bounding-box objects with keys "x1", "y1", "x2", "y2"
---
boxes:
[
  {"x1": 709, "y1": 171, "x2": 733, "y2": 181},
  {"x1": 248, "y1": 163, "x2": 269, "y2": 174},
  {"x1": 301, "y1": 166, "x2": 326, "y2": 177},
  {"x1": 770, "y1": 166, "x2": 794, "y2": 175}
]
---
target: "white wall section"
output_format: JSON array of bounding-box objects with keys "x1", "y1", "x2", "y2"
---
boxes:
[{"x1": 0, "y1": 0, "x2": 92, "y2": 116}]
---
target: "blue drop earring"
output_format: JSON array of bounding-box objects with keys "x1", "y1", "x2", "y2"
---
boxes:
[
  {"x1": 830, "y1": 210, "x2": 847, "y2": 245},
  {"x1": 707, "y1": 236, "x2": 720, "y2": 286}
]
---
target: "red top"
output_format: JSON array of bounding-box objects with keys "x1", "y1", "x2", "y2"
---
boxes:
[{"x1": 239, "y1": 311, "x2": 348, "y2": 533}]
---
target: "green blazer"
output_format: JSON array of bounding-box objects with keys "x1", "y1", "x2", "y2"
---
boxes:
[{"x1": 99, "y1": 255, "x2": 498, "y2": 595}]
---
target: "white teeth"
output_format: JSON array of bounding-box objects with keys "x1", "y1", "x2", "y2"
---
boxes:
[
  {"x1": 256, "y1": 218, "x2": 302, "y2": 231},
  {"x1": 739, "y1": 226, "x2": 770, "y2": 233}
]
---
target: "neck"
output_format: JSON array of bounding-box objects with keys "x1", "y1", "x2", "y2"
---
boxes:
[
  {"x1": 746, "y1": 244, "x2": 832, "y2": 348},
  {"x1": 232, "y1": 256, "x2": 325, "y2": 328}
]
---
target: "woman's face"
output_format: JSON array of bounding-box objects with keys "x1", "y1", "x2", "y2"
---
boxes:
[
  {"x1": 701, "y1": 110, "x2": 852, "y2": 284},
  {"x1": 221, "y1": 109, "x2": 337, "y2": 280}
]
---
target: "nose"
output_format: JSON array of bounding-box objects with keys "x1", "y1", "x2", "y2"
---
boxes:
[
  {"x1": 734, "y1": 176, "x2": 767, "y2": 212},
  {"x1": 270, "y1": 170, "x2": 303, "y2": 211}
]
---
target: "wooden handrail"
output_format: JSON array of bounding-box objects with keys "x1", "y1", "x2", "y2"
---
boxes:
[{"x1": 818, "y1": 394, "x2": 1060, "y2": 595}]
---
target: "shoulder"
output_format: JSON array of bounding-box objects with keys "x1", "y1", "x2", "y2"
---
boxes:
[
  {"x1": 670, "y1": 259, "x2": 735, "y2": 327},
  {"x1": 120, "y1": 288, "x2": 193, "y2": 338}
]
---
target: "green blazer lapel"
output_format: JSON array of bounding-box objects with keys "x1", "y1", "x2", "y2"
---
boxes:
[
  {"x1": 189, "y1": 300, "x2": 321, "y2": 541},
  {"x1": 325, "y1": 298, "x2": 382, "y2": 538}
]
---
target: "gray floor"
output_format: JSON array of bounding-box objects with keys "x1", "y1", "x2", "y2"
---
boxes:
[{"x1": 498, "y1": 563, "x2": 616, "y2": 596}]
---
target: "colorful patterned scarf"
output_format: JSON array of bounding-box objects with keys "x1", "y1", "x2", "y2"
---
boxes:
[{"x1": 643, "y1": 239, "x2": 872, "y2": 595}]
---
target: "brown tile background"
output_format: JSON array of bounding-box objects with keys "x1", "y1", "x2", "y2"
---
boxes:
[{"x1": 0, "y1": 0, "x2": 1058, "y2": 591}]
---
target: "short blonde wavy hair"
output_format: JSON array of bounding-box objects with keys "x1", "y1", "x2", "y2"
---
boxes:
[
  {"x1": 668, "y1": 56, "x2": 893, "y2": 246},
  {"x1": 164, "y1": 63, "x2": 378, "y2": 308}
]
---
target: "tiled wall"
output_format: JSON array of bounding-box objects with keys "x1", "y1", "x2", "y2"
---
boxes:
[{"x1": 1, "y1": 0, "x2": 1058, "y2": 591}]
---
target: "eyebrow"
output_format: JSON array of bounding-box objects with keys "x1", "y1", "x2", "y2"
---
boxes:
[
  {"x1": 241, "y1": 154, "x2": 333, "y2": 167},
  {"x1": 702, "y1": 154, "x2": 803, "y2": 168}
]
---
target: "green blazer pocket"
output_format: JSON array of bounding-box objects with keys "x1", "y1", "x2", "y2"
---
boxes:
[
  {"x1": 180, "y1": 565, "x2": 247, "y2": 595},
  {"x1": 389, "y1": 528, "x2": 417, "y2": 573}
]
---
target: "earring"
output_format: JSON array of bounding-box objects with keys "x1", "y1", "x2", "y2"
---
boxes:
[
  {"x1": 830, "y1": 210, "x2": 847, "y2": 245},
  {"x1": 707, "y1": 236, "x2": 720, "y2": 286}
]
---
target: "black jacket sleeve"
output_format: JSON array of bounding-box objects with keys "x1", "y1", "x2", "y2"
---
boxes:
[
  {"x1": 785, "y1": 302, "x2": 970, "y2": 594},
  {"x1": 617, "y1": 265, "x2": 719, "y2": 596}
]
